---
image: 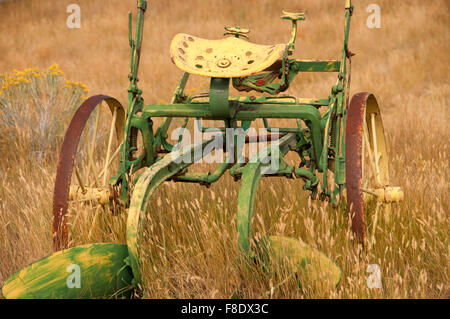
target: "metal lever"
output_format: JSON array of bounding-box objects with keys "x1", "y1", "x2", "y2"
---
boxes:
[{"x1": 281, "y1": 11, "x2": 306, "y2": 53}]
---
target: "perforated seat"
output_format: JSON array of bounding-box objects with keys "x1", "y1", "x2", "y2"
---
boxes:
[{"x1": 170, "y1": 33, "x2": 288, "y2": 78}]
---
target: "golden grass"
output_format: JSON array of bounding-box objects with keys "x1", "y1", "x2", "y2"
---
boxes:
[{"x1": 0, "y1": 0, "x2": 449, "y2": 298}]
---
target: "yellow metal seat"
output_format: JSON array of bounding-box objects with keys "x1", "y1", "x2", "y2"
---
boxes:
[{"x1": 170, "y1": 33, "x2": 288, "y2": 78}]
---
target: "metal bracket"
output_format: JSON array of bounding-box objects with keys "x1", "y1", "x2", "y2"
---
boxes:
[
  {"x1": 138, "y1": 0, "x2": 147, "y2": 12},
  {"x1": 224, "y1": 26, "x2": 250, "y2": 39}
]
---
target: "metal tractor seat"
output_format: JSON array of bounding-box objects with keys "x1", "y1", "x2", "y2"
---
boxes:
[{"x1": 170, "y1": 33, "x2": 288, "y2": 78}]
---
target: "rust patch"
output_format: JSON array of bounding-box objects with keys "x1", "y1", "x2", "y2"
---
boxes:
[{"x1": 345, "y1": 92, "x2": 372, "y2": 242}]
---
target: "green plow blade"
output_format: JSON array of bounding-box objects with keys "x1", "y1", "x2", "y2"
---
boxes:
[
  {"x1": 2, "y1": 243, "x2": 134, "y2": 299},
  {"x1": 255, "y1": 236, "x2": 341, "y2": 288}
]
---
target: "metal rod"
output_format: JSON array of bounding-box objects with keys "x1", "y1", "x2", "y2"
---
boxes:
[
  {"x1": 74, "y1": 166, "x2": 86, "y2": 194},
  {"x1": 370, "y1": 112, "x2": 381, "y2": 185},
  {"x1": 102, "y1": 107, "x2": 118, "y2": 186},
  {"x1": 363, "y1": 118, "x2": 379, "y2": 186},
  {"x1": 98, "y1": 144, "x2": 121, "y2": 180}
]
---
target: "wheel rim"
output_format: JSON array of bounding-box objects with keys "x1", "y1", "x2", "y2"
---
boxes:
[
  {"x1": 345, "y1": 93, "x2": 390, "y2": 242},
  {"x1": 52, "y1": 95, "x2": 125, "y2": 251}
]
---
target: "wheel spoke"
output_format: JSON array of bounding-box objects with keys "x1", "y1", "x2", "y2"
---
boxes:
[
  {"x1": 74, "y1": 166, "x2": 86, "y2": 194},
  {"x1": 370, "y1": 113, "x2": 381, "y2": 185},
  {"x1": 85, "y1": 131, "x2": 93, "y2": 182},
  {"x1": 90, "y1": 104, "x2": 102, "y2": 163},
  {"x1": 102, "y1": 107, "x2": 118, "y2": 186},
  {"x1": 98, "y1": 144, "x2": 121, "y2": 181},
  {"x1": 86, "y1": 105, "x2": 102, "y2": 187},
  {"x1": 363, "y1": 119, "x2": 380, "y2": 187},
  {"x1": 88, "y1": 150, "x2": 101, "y2": 187}
]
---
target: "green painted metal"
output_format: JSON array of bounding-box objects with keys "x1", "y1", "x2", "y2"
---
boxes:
[
  {"x1": 292, "y1": 60, "x2": 341, "y2": 72},
  {"x1": 2, "y1": 243, "x2": 133, "y2": 299},
  {"x1": 254, "y1": 236, "x2": 341, "y2": 288},
  {"x1": 111, "y1": 0, "x2": 355, "y2": 208},
  {"x1": 2, "y1": 0, "x2": 378, "y2": 298},
  {"x1": 209, "y1": 77, "x2": 233, "y2": 118},
  {"x1": 173, "y1": 161, "x2": 229, "y2": 185},
  {"x1": 126, "y1": 137, "x2": 218, "y2": 285},
  {"x1": 236, "y1": 134, "x2": 298, "y2": 254}
]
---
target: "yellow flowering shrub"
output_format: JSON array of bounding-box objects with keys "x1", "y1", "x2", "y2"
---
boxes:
[{"x1": 0, "y1": 64, "x2": 89, "y2": 161}]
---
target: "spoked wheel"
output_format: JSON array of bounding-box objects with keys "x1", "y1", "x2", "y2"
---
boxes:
[
  {"x1": 345, "y1": 93, "x2": 403, "y2": 242},
  {"x1": 52, "y1": 95, "x2": 125, "y2": 251}
]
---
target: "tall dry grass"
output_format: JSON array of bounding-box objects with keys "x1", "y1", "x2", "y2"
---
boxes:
[{"x1": 0, "y1": 0, "x2": 448, "y2": 298}]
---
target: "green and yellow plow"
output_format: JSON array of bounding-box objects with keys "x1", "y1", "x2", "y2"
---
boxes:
[{"x1": 2, "y1": 0, "x2": 402, "y2": 299}]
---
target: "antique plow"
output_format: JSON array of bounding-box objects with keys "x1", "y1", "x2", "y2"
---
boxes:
[{"x1": 3, "y1": 0, "x2": 403, "y2": 298}]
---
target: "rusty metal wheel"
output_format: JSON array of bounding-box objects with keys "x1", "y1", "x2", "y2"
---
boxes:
[
  {"x1": 52, "y1": 95, "x2": 125, "y2": 251},
  {"x1": 345, "y1": 93, "x2": 391, "y2": 242}
]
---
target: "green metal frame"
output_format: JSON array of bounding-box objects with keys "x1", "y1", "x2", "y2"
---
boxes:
[
  {"x1": 113, "y1": 0, "x2": 354, "y2": 261},
  {"x1": 3, "y1": 0, "x2": 360, "y2": 299}
]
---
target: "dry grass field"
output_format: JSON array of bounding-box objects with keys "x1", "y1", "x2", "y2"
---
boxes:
[{"x1": 0, "y1": 0, "x2": 448, "y2": 298}]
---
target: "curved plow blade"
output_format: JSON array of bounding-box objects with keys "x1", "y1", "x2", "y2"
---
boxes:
[
  {"x1": 127, "y1": 138, "x2": 217, "y2": 285},
  {"x1": 2, "y1": 243, "x2": 133, "y2": 299},
  {"x1": 237, "y1": 133, "x2": 298, "y2": 253},
  {"x1": 255, "y1": 236, "x2": 341, "y2": 288}
]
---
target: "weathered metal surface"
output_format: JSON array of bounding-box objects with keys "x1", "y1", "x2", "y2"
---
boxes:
[
  {"x1": 292, "y1": 60, "x2": 341, "y2": 72},
  {"x1": 170, "y1": 33, "x2": 287, "y2": 78},
  {"x1": 236, "y1": 162, "x2": 263, "y2": 254},
  {"x1": 237, "y1": 134, "x2": 298, "y2": 254},
  {"x1": 69, "y1": 186, "x2": 111, "y2": 205},
  {"x1": 3, "y1": 0, "x2": 408, "y2": 298},
  {"x1": 209, "y1": 77, "x2": 232, "y2": 118},
  {"x1": 52, "y1": 95, "x2": 125, "y2": 251},
  {"x1": 2, "y1": 243, "x2": 133, "y2": 299},
  {"x1": 126, "y1": 138, "x2": 217, "y2": 284},
  {"x1": 363, "y1": 186, "x2": 404, "y2": 203},
  {"x1": 255, "y1": 236, "x2": 341, "y2": 288},
  {"x1": 345, "y1": 92, "x2": 398, "y2": 241},
  {"x1": 281, "y1": 11, "x2": 305, "y2": 21},
  {"x1": 345, "y1": 93, "x2": 369, "y2": 241},
  {"x1": 142, "y1": 102, "x2": 324, "y2": 119},
  {"x1": 364, "y1": 95, "x2": 390, "y2": 185},
  {"x1": 223, "y1": 26, "x2": 250, "y2": 39}
]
